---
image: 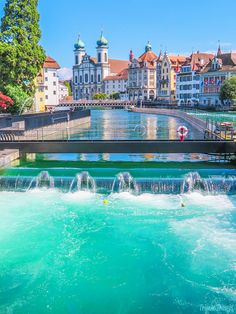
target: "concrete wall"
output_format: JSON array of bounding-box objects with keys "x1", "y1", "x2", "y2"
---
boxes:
[{"x1": 0, "y1": 110, "x2": 90, "y2": 131}]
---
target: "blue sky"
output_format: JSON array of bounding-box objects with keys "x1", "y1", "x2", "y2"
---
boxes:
[{"x1": 0, "y1": 0, "x2": 236, "y2": 78}]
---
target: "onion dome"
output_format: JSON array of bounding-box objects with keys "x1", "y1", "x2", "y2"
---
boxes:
[
  {"x1": 145, "y1": 41, "x2": 152, "y2": 52},
  {"x1": 97, "y1": 31, "x2": 108, "y2": 47},
  {"x1": 74, "y1": 35, "x2": 85, "y2": 50}
]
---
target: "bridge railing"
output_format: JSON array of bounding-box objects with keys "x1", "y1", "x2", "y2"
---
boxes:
[{"x1": 0, "y1": 126, "x2": 225, "y2": 142}]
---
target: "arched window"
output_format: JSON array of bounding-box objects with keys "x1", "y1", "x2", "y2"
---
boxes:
[
  {"x1": 75, "y1": 55, "x2": 78, "y2": 65},
  {"x1": 104, "y1": 53, "x2": 107, "y2": 63},
  {"x1": 80, "y1": 76, "x2": 82, "y2": 83},
  {"x1": 98, "y1": 74, "x2": 101, "y2": 82},
  {"x1": 98, "y1": 52, "x2": 101, "y2": 63},
  {"x1": 85, "y1": 73, "x2": 88, "y2": 83},
  {"x1": 75, "y1": 76, "x2": 78, "y2": 83},
  {"x1": 91, "y1": 74, "x2": 94, "y2": 83}
]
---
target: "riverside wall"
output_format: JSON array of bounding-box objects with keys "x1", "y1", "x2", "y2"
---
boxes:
[
  {"x1": 0, "y1": 109, "x2": 91, "y2": 167},
  {"x1": 132, "y1": 108, "x2": 206, "y2": 133}
]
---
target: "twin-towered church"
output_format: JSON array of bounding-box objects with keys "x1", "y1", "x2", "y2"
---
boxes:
[{"x1": 72, "y1": 32, "x2": 130, "y2": 100}]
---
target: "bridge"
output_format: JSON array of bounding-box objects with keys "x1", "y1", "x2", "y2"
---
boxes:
[
  {"x1": 0, "y1": 140, "x2": 235, "y2": 154},
  {"x1": 46, "y1": 100, "x2": 137, "y2": 111}
]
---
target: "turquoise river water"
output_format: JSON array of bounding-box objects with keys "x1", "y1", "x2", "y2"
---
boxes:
[
  {"x1": 0, "y1": 110, "x2": 235, "y2": 313},
  {"x1": 0, "y1": 189, "x2": 235, "y2": 313}
]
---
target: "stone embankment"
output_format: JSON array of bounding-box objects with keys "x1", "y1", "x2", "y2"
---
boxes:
[
  {"x1": 0, "y1": 109, "x2": 91, "y2": 167},
  {"x1": 132, "y1": 108, "x2": 206, "y2": 133}
]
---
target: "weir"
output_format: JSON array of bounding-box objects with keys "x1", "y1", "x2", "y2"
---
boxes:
[{"x1": 0, "y1": 172, "x2": 236, "y2": 195}]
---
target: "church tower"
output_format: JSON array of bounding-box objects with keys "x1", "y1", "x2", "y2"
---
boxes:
[
  {"x1": 96, "y1": 31, "x2": 110, "y2": 82},
  {"x1": 74, "y1": 34, "x2": 86, "y2": 65},
  {"x1": 96, "y1": 31, "x2": 109, "y2": 64}
]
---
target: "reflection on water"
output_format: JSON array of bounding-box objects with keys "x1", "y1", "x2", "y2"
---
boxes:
[
  {"x1": 168, "y1": 117, "x2": 177, "y2": 140},
  {"x1": 43, "y1": 110, "x2": 204, "y2": 162}
]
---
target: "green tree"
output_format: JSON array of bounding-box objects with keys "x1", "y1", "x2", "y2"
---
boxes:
[
  {"x1": 64, "y1": 81, "x2": 72, "y2": 96},
  {"x1": 4, "y1": 84, "x2": 33, "y2": 114},
  {"x1": 109, "y1": 92, "x2": 120, "y2": 100},
  {"x1": 0, "y1": 0, "x2": 46, "y2": 95},
  {"x1": 93, "y1": 93, "x2": 107, "y2": 100},
  {"x1": 220, "y1": 77, "x2": 236, "y2": 104}
]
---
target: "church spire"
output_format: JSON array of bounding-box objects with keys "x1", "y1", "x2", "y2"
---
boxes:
[{"x1": 217, "y1": 40, "x2": 222, "y2": 57}]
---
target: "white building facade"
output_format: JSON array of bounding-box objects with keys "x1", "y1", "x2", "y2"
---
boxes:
[
  {"x1": 176, "y1": 53, "x2": 213, "y2": 106},
  {"x1": 103, "y1": 69, "x2": 128, "y2": 99},
  {"x1": 43, "y1": 57, "x2": 60, "y2": 106},
  {"x1": 58, "y1": 81, "x2": 69, "y2": 101}
]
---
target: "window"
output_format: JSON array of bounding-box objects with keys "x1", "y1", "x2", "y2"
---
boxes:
[
  {"x1": 104, "y1": 53, "x2": 107, "y2": 62},
  {"x1": 53, "y1": 91, "x2": 56, "y2": 95},
  {"x1": 40, "y1": 97, "x2": 43, "y2": 102},
  {"x1": 53, "y1": 81, "x2": 56, "y2": 86},
  {"x1": 98, "y1": 74, "x2": 101, "y2": 82},
  {"x1": 85, "y1": 73, "x2": 88, "y2": 83},
  {"x1": 45, "y1": 69, "x2": 48, "y2": 73},
  {"x1": 91, "y1": 75, "x2": 94, "y2": 83},
  {"x1": 53, "y1": 72, "x2": 56, "y2": 77},
  {"x1": 98, "y1": 52, "x2": 101, "y2": 63},
  {"x1": 75, "y1": 55, "x2": 78, "y2": 65},
  {"x1": 75, "y1": 76, "x2": 78, "y2": 84},
  {"x1": 45, "y1": 77, "x2": 48, "y2": 81},
  {"x1": 45, "y1": 95, "x2": 48, "y2": 99},
  {"x1": 80, "y1": 76, "x2": 82, "y2": 83}
]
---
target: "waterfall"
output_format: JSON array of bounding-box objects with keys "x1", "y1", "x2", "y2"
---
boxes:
[
  {"x1": 35, "y1": 171, "x2": 55, "y2": 189},
  {"x1": 112, "y1": 172, "x2": 138, "y2": 194},
  {"x1": 181, "y1": 172, "x2": 209, "y2": 194},
  {"x1": 77, "y1": 172, "x2": 96, "y2": 193}
]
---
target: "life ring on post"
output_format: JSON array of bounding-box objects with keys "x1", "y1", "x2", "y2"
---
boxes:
[{"x1": 177, "y1": 125, "x2": 188, "y2": 142}]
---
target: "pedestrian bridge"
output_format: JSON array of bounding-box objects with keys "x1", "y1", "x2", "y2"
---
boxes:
[
  {"x1": 0, "y1": 140, "x2": 235, "y2": 154},
  {"x1": 46, "y1": 100, "x2": 137, "y2": 111}
]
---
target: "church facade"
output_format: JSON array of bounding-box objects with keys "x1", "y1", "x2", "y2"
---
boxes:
[{"x1": 72, "y1": 33, "x2": 129, "y2": 100}]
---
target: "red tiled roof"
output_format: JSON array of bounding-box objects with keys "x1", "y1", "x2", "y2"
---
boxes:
[
  {"x1": 90, "y1": 58, "x2": 130, "y2": 74},
  {"x1": 104, "y1": 68, "x2": 128, "y2": 81},
  {"x1": 139, "y1": 50, "x2": 158, "y2": 62},
  {"x1": 190, "y1": 53, "x2": 214, "y2": 71},
  {"x1": 43, "y1": 56, "x2": 60, "y2": 69},
  {"x1": 109, "y1": 59, "x2": 130, "y2": 74},
  {"x1": 169, "y1": 55, "x2": 187, "y2": 64},
  {"x1": 201, "y1": 52, "x2": 236, "y2": 73}
]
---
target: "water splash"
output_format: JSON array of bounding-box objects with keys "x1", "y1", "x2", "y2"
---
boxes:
[
  {"x1": 77, "y1": 172, "x2": 96, "y2": 193},
  {"x1": 112, "y1": 172, "x2": 138, "y2": 194},
  {"x1": 181, "y1": 172, "x2": 209, "y2": 194},
  {"x1": 35, "y1": 171, "x2": 55, "y2": 189}
]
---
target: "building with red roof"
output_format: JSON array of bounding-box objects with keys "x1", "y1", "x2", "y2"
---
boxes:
[
  {"x1": 176, "y1": 52, "x2": 214, "y2": 106},
  {"x1": 103, "y1": 69, "x2": 129, "y2": 99},
  {"x1": 157, "y1": 52, "x2": 187, "y2": 102},
  {"x1": 128, "y1": 42, "x2": 159, "y2": 101},
  {"x1": 199, "y1": 47, "x2": 236, "y2": 107}
]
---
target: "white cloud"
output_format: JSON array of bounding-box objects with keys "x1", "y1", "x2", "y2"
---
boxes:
[{"x1": 58, "y1": 67, "x2": 72, "y2": 80}]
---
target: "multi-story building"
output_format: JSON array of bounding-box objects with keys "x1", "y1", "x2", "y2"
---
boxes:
[
  {"x1": 128, "y1": 42, "x2": 158, "y2": 101},
  {"x1": 43, "y1": 56, "x2": 60, "y2": 106},
  {"x1": 34, "y1": 56, "x2": 60, "y2": 111},
  {"x1": 103, "y1": 68, "x2": 128, "y2": 99},
  {"x1": 58, "y1": 81, "x2": 69, "y2": 101},
  {"x1": 199, "y1": 48, "x2": 236, "y2": 107},
  {"x1": 176, "y1": 52, "x2": 214, "y2": 106},
  {"x1": 72, "y1": 33, "x2": 129, "y2": 100},
  {"x1": 34, "y1": 68, "x2": 45, "y2": 112},
  {"x1": 157, "y1": 53, "x2": 187, "y2": 102}
]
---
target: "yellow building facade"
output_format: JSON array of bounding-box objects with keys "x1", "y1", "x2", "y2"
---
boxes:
[{"x1": 158, "y1": 53, "x2": 186, "y2": 102}]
